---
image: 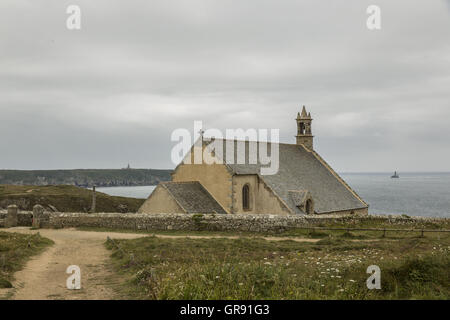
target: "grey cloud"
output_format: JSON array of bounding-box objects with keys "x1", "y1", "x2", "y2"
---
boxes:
[{"x1": 0, "y1": 0, "x2": 449, "y2": 171}]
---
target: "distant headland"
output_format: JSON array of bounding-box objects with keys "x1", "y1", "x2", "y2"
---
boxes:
[{"x1": 0, "y1": 169, "x2": 172, "y2": 187}]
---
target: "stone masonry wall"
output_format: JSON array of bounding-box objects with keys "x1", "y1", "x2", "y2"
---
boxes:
[
  {"x1": 0, "y1": 211, "x2": 448, "y2": 233},
  {"x1": 0, "y1": 210, "x2": 32, "y2": 227}
]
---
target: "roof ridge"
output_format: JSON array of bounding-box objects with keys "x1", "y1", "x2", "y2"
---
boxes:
[
  {"x1": 163, "y1": 180, "x2": 227, "y2": 214},
  {"x1": 159, "y1": 183, "x2": 188, "y2": 214},
  {"x1": 204, "y1": 137, "x2": 297, "y2": 147},
  {"x1": 257, "y1": 174, "x2": 294, "y2": 214},
  {"x1": 193, "y1": 181, "x2": 228, "y2": 214},
  {"x1": 162, "y1": 181, "x2": 200, "y2": 184}
]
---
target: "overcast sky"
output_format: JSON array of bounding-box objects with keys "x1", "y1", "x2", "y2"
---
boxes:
[{"x1": 1, "y1": 0, "x2": 449, "y2": 172}]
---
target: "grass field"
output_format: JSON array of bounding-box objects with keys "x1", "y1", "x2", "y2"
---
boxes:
[
  {"x1": 0, "y1": 185, "x2": 145, "y2": 213},
  {"x1": 105, "y1": 226, "x2": 449, "y2": 300},
  {"x1": 0, "y1": 231, "x2": 53, "y2": 289}
]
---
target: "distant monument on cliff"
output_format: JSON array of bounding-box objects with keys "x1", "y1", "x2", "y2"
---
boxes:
[{"x1": 122, "y1": 163, "x2": 131, "y2": 170}]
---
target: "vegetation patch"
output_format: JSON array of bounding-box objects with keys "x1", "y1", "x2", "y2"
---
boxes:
[
  {"x1": 106, "y1": 232, "x2": 449, "y2": 300},
  {"x1": 0, "y1": 278, "x2": 12, "y2": 289},
  {"x1": 0, "y1": 231, "x2": 53, "y2": 289},
  {"x1": 339, "y1": 231, "x2": 368, "y2": 239},
  {"x1": 0, "y1": 185, "x2": 145, "y2": 213},
  {"x1": 307, "y1": 230, "x2": 329, "y2": 238}
]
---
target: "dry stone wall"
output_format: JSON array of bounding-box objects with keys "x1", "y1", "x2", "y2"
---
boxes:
[{"x1": 0, "y1": 211, "x2": 448, "y2": 233}]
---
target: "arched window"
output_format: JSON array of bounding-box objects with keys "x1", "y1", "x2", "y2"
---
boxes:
[
  {"x1": 305, "y1": 199, "x2": 313, "y2": 214},
  {"x1": 299, "y1": 122, "x2": 305, "y2": 135},
  {"x1": 242, "y1": 184, "x2": 250, "y2": 210}
]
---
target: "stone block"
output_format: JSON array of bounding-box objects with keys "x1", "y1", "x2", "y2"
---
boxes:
[
  {"x1": 32, "y1": 204, "x2": 45, "y2": 228},
  {"x1": 5, "y1": 205, "x2": 18, "y2": 228}
]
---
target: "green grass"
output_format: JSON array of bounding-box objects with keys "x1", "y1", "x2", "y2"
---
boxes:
[
  {"x1": 105, "y1": 232, "x2": 450, "y2": 300},
  {"x1": 77, "y1": 226, "x2": 263, "y2": 237},
  {"x1": 0, "y1": 185, "x2": 145, "y2": 213},
  {"x1": 0, "y1": 231, "x2": 53, "y2": 289}
]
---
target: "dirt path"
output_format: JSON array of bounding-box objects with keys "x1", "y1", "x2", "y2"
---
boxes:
[{"x1": 0, "y1": 227, "x2": 147, "y2": 300}]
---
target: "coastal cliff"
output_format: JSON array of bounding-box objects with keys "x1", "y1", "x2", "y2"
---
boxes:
[{"x1": 0, "y1": 169, "x2": 172, "y2": 187}]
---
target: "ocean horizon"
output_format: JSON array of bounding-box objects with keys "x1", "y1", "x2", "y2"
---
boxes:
[{"x1": 97, "y1": 172, "x2": 450, "y2": 218}]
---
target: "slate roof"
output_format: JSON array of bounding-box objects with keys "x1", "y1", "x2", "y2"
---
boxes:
[
  {"x1": 289, "y1": 190, "x2": 310, "y2": 207},
  {"x1": 203, "y1": 139, "x2": 368, "y2": 214},
  {"x1": 161, "y1": 181, "x2": 227, "y2": 214}
]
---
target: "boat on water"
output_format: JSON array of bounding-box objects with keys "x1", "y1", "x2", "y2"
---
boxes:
[{"x1": 391, "y1": 171, "x2": 399, "y2": 178}]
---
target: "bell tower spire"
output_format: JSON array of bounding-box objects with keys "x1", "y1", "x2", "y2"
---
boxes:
[{"x1": 296, "y1": 105, "x2": 314, "y2": 150}]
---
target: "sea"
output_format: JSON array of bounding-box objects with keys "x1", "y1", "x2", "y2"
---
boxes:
[{"x1": 96, "y1": 172, "x2": 450, "y2": 218}]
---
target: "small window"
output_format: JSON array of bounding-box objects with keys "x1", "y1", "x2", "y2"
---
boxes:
[{"x1": 242, "y1": 184, "x2": 250, "y2": 210}]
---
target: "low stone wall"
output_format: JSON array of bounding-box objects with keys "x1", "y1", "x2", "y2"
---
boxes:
[
  {"x1": 1, "y1": 211, "x2": 448, "y2": 233},
  {"x1": 0, "y1": 210, "x2": 33, "y2": 227}
]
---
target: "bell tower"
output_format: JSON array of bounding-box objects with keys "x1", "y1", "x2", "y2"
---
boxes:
[{"x1": 296, "y1": 105, "x2": 314, "y2": 150}]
